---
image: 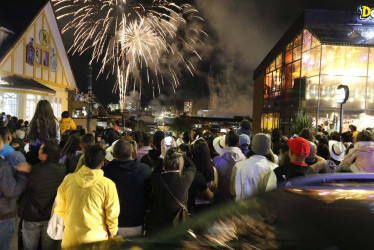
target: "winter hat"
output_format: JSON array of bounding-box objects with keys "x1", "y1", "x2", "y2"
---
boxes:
[
  {"x1": 239, "y1": 134, "x2": 250, "y2": 146},
  {"x1": 16, "y1": 130, "x2": 25, "y2": 139},
  {"x1": 328, "y1": 140, "x2": 345, "y2": 162},
  {"x1": 251, "y1": 133, "x2": 271, "y2": 156}
]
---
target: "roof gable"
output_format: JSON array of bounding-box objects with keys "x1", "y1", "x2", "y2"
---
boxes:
[{"x1": 0, "y1": 2, "x2": 76, "y2": 89}]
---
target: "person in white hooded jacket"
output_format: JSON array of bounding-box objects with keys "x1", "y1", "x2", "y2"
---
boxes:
[
  {"x1": 213, "y1": 131, "x2": 245, "y2": 204},
  {"x1": 231, "y1": 133, "x2": 278, "y2": 201}
]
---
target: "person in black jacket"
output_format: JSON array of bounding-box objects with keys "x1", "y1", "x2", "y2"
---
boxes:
[
  {"x1": 0, "y1": 130, "x2": 30, "y2": 250},
  {"x1": 141, "y1": 131, "x2": 164, "y2": 171},
  {"x1": 103, "y1": 139, "x2": 151, "y2": 238},
  {"x1": 18, "y1": 141, "x2": 66, "y2": 250},
  {"x1": 146, "y1": 146, "x2": 196, "y2": 235},
  {"x1": 274, "y1": 137, "x2": 317, "y2": 183}
]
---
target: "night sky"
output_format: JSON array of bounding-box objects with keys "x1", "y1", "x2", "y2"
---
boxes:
[{"x1": 0, "y1": 0, "x2": 372, "y2": 117}]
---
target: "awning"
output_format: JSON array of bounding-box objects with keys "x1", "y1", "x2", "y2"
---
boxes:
[{"x1": 0, "y1": 75, "x2": 55, "y2": 94}]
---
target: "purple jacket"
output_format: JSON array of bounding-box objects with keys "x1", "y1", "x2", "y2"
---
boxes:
[{"x1": 213, "y1": 147, "x2": 245, "y2": 204}]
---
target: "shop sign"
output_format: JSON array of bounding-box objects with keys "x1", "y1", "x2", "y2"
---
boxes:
[
  {"x1": 39, "y1": 29, "x2": 49, "y2": 47},
  {"x1": 51, "y1": 48, "x2": 57, "y2": 72},
  {"x1": 26, "y1": 38, "x2": 34, "y2": 66},
  {"x1": 359, "y1": 5, "x2": 374, "y2": 20}
]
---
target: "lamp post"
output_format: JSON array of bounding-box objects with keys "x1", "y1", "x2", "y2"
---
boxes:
[
  {"x1": 335, "y1": 85, "x2": 349, "y2": 134},
  {"x1": 87, "y1": 65, "x2": 93, "y2": 131}
]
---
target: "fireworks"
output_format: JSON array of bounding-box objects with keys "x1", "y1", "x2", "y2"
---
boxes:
[{"x1": 52, "y1": 0, "x2": 206, "y2": 111}]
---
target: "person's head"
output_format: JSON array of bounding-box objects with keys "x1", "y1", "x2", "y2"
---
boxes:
[
  {"x1": 153, "y1": 131, "x2": 164, "y2": 149},
  {"x1": 193, "y1": 130, "x2": 203, "y2": 140},
  {"x1": 192, "y1": 141, "x2": 214, "y2": 182},
  {"x1": 16, "y1": 130, "x2": 25, "y2": 140},
  {"x1": 279, "y1": 143, "x2": 290, "y2": 166},
  {"x1": 330, "y1": 132, "x2": 341, "y2": 142},
  {"x1": 61, "y1": 111, "x2": 70, "y2": 119},
  {"x1": 39, "y1": 140, "x2": 60, "y2": 163},
  {"x1": 105, "y1": 129, "x2": 119, "y2": 146},
  {"x1": 350, "y1": 125, "x2": 357, "y2": 132},
  {"x1": 82, "y1": 134, "x2": 95, "y2": 152},
  {"x1": 164, "y1": 147, "x2": 184, "y2": 173},
  {"x1": 225, "y1": 131, "x2": 240, "y2": 147},
  {"x1": 317, "y1": 143, "x2": 330, "y2": 160},
  {"x1": 84, "y1": 145, "x2": 106, "y2": 169},
  {"x1": 24, "y1": 121, "x2": 29, "y2": 127},
  {"x1": 271, "y1": 128, "x2": 282, "y2": 141},
  {"x1": 239, "y1": 134, "x2": 250, "y2": 148},
  {"x1": 356, "y1": 131, "x2": 374, "y2": 142},
  {"x1": 239, "y1": 119, "x2": 251, "y2": 131},
  {"x1": 287, "y1": 137, "x2": 310, "y2": 166},
  {"x1": 11, "y1": 138, "x2": 25, "y2": 152},
  {"x1": 307, "y1": 141, "x2": 317, "y2": 158},
  {"x1": 0, "y1": 127, "x2": 12, "y2": 144},
  {"x1": 341, "y1": 131, "x2": 353, "y2": 143},
  {"x1": 142, "y1": 133, "x2": 152, "y2": 147},
  {"x1": 251, "y1": 133, "x2": 271, "y2": 156},
  {"x1": 18, "y1": 119, "x2": 23, "y2": 125},
  {"x1": 28, "y1": 100, "x2": 57, "y2": 141},
  {"x1": 60, "y1": 133, "x2": 82, "y2": 158},
  {"x1": 299, "y1": 128, "x2": 315, "y2": 142},
  {"x1": 113, "y1": 140, "x2": 133, "y2": 161},
  {"x1": 183, "y1": 131, "x2": 191, "y2": 144}
]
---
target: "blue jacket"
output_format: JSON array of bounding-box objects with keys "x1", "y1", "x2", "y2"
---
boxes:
[
  {"x1": 5, "y1": 151, "x2": 26, "y2": 170},
  {"x1": 0, "y1": 158, "x2": 28, "y2": 220},
  {"x1": 103, "y1": 159, "x2": 151, "y2": 227},
  {"x1": 0, "y1": 144, "x2": 14, "y2": 158}
]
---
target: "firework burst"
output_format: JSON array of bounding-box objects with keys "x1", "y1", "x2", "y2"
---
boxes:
[{"x1": 52, "y1": 0, "x2": 206, "y2": 111}]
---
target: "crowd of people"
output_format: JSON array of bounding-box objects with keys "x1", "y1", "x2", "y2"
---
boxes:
[{"x1": 0, "y1": 99, "x2": 372, "y2": 249}]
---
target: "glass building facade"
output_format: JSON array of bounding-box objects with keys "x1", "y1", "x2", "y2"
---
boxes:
[{"x1": 255, "y1": 9, "x2": 374, "y2": 134}]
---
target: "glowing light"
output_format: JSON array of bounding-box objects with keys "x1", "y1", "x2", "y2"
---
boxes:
[{"x1": 52, "y1": 0, "x2": 206, "y2": 111}]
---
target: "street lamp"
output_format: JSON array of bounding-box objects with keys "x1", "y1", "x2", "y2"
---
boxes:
[{"x1": 335, "y1": 85, "x2": 349, "y2": 134}]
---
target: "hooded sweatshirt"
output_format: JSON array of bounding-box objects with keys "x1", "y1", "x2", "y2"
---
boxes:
[
  {"x1": 103, "y1": 160, "x2": 151, "y2": 227},
  {"x1": 213, "y1": 147, "x2": 245, "y2": 204},
  {"x1": 55, "y1": 165, "x2": 119, "y2": 248},
  {"x1": 340, "y1": 141, "x2": 374, "y2": 173},
  {"x1": 59, "y1": 117, "x2": 76, "y2": 135}
]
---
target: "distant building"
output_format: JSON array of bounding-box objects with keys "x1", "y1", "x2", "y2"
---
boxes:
[{"x1": 0, "y1": 2, "x2": 77, "y2": 120}]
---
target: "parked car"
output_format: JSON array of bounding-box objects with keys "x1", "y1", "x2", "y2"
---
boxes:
[{"x1": 78, "y1": 174, "x2": 374, "y2": 249}]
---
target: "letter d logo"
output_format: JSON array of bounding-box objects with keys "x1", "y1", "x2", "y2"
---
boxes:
[{"x1": 360, "y1": 6, "x2": 371, "y2": 19}]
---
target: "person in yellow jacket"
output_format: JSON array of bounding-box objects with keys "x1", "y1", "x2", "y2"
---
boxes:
[
  {"x1": 55, "y1": 145, "x2": 120, "y2": 248},
  {"x1": 60, "y1": 111, "x2": 77, "y2": 135}
]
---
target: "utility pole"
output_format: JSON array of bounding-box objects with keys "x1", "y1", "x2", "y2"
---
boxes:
[{"x1": 87, "y1": 65, "x2": 93, "y2": 131}]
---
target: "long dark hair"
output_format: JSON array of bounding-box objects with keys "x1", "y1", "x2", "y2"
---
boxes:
[
  {"x1": 28, "y1": 100, "x2": 57, "y2": 142},
  {"x1": 192, "y1": 140, "x2": 214, "y2": 182},
  {"x1": 60, "y1": 133, "x2": 82, "y2": 159}
]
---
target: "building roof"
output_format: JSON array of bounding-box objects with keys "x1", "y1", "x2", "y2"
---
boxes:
[
  {"x1": 0, "y1": 75, "x2": 56, "y2": 94},
  {"x1": 254, "y1": 9, "x2": 374, "y2": 79}
]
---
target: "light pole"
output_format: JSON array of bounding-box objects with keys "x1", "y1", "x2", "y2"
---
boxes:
[
  {"x1": 87, "y1": 65, "x2": 93, "y2": 131},
  {"x1": 335, "y1": 85, "x2": 349, "y2": 134}
]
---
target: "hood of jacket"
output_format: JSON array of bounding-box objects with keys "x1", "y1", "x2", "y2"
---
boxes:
[
  {"x1": 220, "y1": 147, "x2": 246, "y2": 163},
  {"x1": 61, "y1": 117, "x2": 73, "y2": 123},
  {"x1": 354, "y1": 141, "x2": 374, "y2": 149},
  {"x1": 75, "y1": 165, "x2": 104, "y2": 188},
  {"x1": 107, "y1": 159, "x2": 139, "y2": 172}
]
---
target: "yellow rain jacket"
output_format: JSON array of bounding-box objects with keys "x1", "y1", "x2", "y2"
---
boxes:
[
  {"x1": 55, "y1": 165, "x2": 119, "y2": 248},
  {"x1": 60, "y1": 117, "x2": 77, "y2": 135}
]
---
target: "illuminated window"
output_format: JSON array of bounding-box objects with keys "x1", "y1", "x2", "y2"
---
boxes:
[
  {"x1": 302, "y1": 29, "x2": 312, "y2": 52},
  {"x1": 293, "y1": 46, "x2": 301, "y2": 61},
  {"x1": 285, "y1": 50, "x2": 292, "y2": 64},
  {"x1": 276, "y1": 53, "x2": 283, "y2": 69},
  {"x1": 294, "y1": 34, "x2": 302, "y2": 47},
  {"x1": 270, "y1": 60, "x2": 275, "y2": 71},
  {"x1": 3, "y1": 92, "x2": 17, "y2": 117},
  {"x1": 26, "y1": 94, "x2": 36, "y2": 121},
  {"x1": 322, "y1": 45, "x2": 368, "y2": 77},
  {"x1": 302, "y1": 46, "x2": 321, "y2": 77}
]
